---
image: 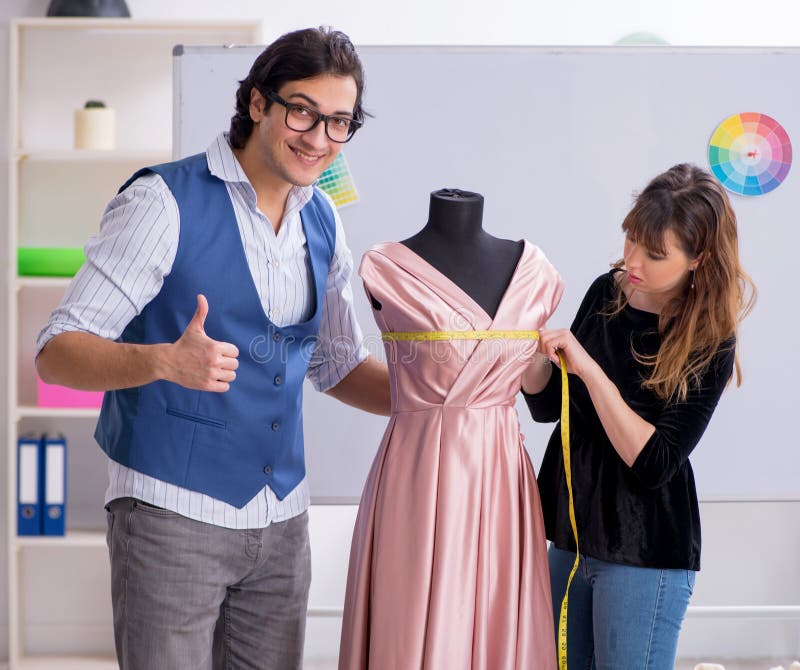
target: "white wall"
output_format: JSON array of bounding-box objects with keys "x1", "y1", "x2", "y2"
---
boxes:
[
  {"x1": 2, "y1": 0, "x2": 800, "y2": 664},
  {"x1": 126, "y1": 0, "x2": 800, "y2": 46}
]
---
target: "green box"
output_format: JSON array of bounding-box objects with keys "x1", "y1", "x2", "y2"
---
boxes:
[{"x1": 18, "y1": 247, "x2": 85, "y2": 277}]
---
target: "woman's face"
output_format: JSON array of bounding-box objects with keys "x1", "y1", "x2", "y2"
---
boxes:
[{"x1": 623, "y1": 228, "x2": 699, "y2": 310}]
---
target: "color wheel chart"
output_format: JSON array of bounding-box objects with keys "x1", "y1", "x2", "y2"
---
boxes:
[
  {"x1": 708, "y1": 112, "x2": 792, "y2": 196},
  {"x1": 316, "y1": 152, "x2": 360, "y2": 208}
]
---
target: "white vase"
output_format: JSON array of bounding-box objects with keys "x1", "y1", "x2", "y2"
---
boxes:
[{"x1": 74, "y1": 107, "x2": 115, "y2": 150}]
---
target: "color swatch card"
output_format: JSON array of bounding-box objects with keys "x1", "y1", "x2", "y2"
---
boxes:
[
  {"x1": 316, "y1": 152, "x2": 359, "y2": 208},
  {"x1": 708, "y1": 112, "x2": 792, "y2": 196}
]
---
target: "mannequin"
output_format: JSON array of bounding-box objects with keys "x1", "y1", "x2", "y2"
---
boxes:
[
  {"x1": 397, "y1": 188, "x2": 523, "y2": 319},
  {"x1": 341, "y1": 189, "x2": 562, "y2": 669}
]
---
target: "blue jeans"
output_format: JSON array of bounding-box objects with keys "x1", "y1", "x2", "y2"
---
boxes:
[{"x1": 548, "y1": 545, "x2": 695, "y2": 670}]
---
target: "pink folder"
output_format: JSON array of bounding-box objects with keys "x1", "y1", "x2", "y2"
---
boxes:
[{"x1": 37, "y1": 377, "x2": 103, "y2": 409}]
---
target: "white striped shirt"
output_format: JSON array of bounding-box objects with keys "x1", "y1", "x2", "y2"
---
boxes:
[{"x1": 36, "y1": 133, "x2": 368, "y2": 529}]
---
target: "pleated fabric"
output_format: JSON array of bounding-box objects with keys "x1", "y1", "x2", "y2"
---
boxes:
[{"x1": 339, "y1": 241, "x2": 563, "y2": 670}]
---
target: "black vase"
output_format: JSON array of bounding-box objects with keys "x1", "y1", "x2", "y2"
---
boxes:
[{"x1": 46, "y1": 0, "x2": 131, "y2": 17}]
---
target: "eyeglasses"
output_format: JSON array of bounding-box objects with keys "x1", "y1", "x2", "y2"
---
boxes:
[{"x1": 265, "y1": 90, "x2": 361, "y2": 143}]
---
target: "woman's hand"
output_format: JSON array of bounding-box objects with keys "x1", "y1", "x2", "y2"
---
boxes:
[
  {"x1": 538, "y1": 328, "x2": 599, "y2": 381},
  {"x1": 539, "y1": 327, "x2": 656, "y2": 466}
]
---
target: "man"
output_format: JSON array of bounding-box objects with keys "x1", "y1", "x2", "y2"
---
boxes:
[{"x1": 36, "y1": 27, "x2": 389, "y2": 670}]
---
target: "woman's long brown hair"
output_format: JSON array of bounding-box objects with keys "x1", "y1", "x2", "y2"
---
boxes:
[{"x1": 611, "y1": 164, "x2": 757, "y2": 401}]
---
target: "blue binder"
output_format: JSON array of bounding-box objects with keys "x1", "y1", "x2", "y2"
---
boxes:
[
  {"x1": 42, "y1": 435, "x2": 67, "y2": 536},
  {"x1": 17, "y1": 435, "x2": 43, "y2": 536}
]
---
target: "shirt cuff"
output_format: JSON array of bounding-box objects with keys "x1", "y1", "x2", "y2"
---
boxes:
[
  {"x1": 34, "y1": 323, "x2": 89, "y2": 358},
  {"x1": 308, "y1": 341, "x2": 369, "y2": 393}
]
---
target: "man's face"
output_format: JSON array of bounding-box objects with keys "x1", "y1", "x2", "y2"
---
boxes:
[{"x1": 249, "y1": 73, "x2": 358, "y2": 189}]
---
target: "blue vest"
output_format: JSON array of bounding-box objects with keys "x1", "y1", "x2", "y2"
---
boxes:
[{"x1": 94, "y1": 153, "x2": 336, "y2": 507}]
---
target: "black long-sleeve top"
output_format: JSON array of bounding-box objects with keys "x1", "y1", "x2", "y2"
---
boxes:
[{"x1": 525, "y1": 271, "x2": 735, "y2": 571}]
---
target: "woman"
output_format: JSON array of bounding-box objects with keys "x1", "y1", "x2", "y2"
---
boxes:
[{"x1": 521, "y1": 163, "x2": 756, "y2": 669}]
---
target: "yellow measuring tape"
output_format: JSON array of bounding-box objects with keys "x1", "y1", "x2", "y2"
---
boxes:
[
  {"x1": 382, "y1": 330, "x2": 540, "y2": 341},
  {"x1": 382, "y1": 329, "x2": 577, "y2": 670},
  {"x1": 556, "y1": 350, "x2": 577, "y2": 670}
]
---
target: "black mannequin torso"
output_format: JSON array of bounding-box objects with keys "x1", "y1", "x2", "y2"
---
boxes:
[{"x1": 396, "y1": 189, "x2": 523, "y2": 319}]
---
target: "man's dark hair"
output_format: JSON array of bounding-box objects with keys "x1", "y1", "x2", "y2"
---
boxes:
[{"x1": 229, "y1": 26, "x2": 366, "y2": 148}]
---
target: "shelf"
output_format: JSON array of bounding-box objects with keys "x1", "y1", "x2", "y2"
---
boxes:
[
  {"x1": 16, "y1": 656, "x2": 117, "y2": 670},
  {"x1": 7, "y1": 18, "x2": 263, "y2": 669},
  {"x1": 16, "y1": 277, "x2": 72, "y2": 290},
  {"x1": 13, "y1": 16, "x2": 262, "y2": 32},
  {"x1": 17, "y1": 406, "x2": 101, "y2": 420},
  {"x1": 15, "y1": 149, "x2": 171, "y2": 163},
  {"x1": 13, "y1": 530, "x2": 106, "y2": 550}
]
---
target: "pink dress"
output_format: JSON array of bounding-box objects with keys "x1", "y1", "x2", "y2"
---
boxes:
[{"x1": 339, "y1": 241, "x2": 562, "y2": 670}]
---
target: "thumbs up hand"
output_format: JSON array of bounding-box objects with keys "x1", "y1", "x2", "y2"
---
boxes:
[{"x1": 166, "y1": 295, "x2": 239, "y2": 392}]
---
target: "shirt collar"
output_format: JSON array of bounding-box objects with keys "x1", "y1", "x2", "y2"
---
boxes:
[{"x1": 205, "y1": 133, "x2": 314, "y2": 211}]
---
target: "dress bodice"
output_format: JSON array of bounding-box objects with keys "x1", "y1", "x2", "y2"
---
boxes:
[{"x1": 359, "y1": 241, "x2": 564, "y2": 412}]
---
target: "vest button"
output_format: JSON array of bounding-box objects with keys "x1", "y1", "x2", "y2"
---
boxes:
[
  {"x1": 271, "y1": 422, "x2": 280, "y2": 431},
  {"x1": 274, "y1": 375, "x2": 282, "y2": 385},
  {"x1": 273, "y1": 332, "x2": 282, "y2": 342},
  {"x1": 263, "y1": 466, "x2": 272, "y2": 475}
]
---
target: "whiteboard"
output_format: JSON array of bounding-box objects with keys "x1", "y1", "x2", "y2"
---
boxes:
[{"x1": 174, "y1": 45, "x2": 799, "y2": 502}]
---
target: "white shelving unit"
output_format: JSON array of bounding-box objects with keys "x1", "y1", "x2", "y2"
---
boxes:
[{"x1": 6, "y1": 17, "x2": 262, "y2": 669}]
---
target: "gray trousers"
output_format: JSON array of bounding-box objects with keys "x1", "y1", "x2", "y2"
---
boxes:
[{"x1": 106, "y1": 497, "x2": 311, "y2": 670}]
